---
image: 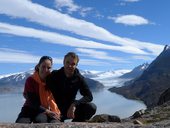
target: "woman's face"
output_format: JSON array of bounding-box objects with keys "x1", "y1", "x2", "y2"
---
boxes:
[{"x1": 38, "y1": 59, "x2": 52, "y2": 80}]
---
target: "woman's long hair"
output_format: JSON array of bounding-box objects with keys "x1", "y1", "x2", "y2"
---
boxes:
[{"x1": 35, "y1": 56, "x2": 53, "y2": 71}]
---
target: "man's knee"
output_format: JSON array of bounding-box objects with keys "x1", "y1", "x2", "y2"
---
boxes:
[
  {"x1": 74, "y1": 102, "x2": 97, "y2": 121},
  {"x1": 86, "y1": 102, "x2": 97, "y2": 114},
  {"x1": 81, "y1": 102, "x2": 97, "y2": 118}
]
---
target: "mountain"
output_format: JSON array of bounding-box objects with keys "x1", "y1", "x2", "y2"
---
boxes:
[
  {"x1": 90, "y1": 70, "x2": 131, "y2": 87},
  {"x1": 80, "y1": 70, "x2": 99, "y2": 78},
  {"x1": 120, "y1": 63, "x2": 149, "y2": 79},
  {"x1": 0, "y1": 70, "x2": 33, "y2": 86},
  {"x1": 84, "y1": 77, "x2": 104, "y2": 91},
  {"x1": 0, "y1": 67, "x2": 138, "y2": 94},
  {"x1": 109, "y1": 45, "x2": 170, "y2": 107},
  {"x1": 0, "y1": 69, "x2": 104, "y2": 94},
  {"x1": 80, "y1": 69, "x2": 131, "y2": 79}
]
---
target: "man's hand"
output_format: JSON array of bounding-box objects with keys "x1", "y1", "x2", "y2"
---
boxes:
[{"x1": 67, "y1": 103, "x2": 76, "y2": 119}]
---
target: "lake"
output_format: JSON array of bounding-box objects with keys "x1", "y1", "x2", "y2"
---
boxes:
[{"x1": 0, "y1": 88, "x2": 146, "y2": 123}]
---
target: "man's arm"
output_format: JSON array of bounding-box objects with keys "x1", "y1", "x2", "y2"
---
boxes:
[{"x1": 74, "y1": 76, "x2": 93, "y2": 106}]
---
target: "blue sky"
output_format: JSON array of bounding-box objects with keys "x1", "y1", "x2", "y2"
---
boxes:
[{"x1": 0, "y1": 0, "x2": 169, "y2": 75}]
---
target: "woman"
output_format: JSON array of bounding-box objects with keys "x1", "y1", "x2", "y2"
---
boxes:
[{"x1": 16, "y1": 56, "x2": 61, "y2": 123}]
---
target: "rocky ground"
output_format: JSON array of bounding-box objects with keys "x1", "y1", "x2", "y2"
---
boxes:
[
  {"x1": 122, "y1": 101, "x2": 170, "y2": 127},
  {"x1": 0, "y1": 122, "x2": 140, "y2": 128},
  {"x1": 0, "y1": 121, "x2": 170, "y2": 128}
]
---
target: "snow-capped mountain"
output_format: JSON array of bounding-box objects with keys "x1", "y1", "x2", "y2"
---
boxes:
[
  {"x1": 79, "y1": 70, "x2": 99, "y2": 78},
  {"x1": 0, "y1": 65, "x2": 147, "y2": 93},
  {"x1": 120, "y1": 63, "x2": 149, "y2": 79},
  {"x1": 80, "y1": 69, "x2": 131, "y2": 87},
  {"x1": 0, "y1": 69, "x2": 104, "y2": 93},
  {"x1": 80, "y1": 69, "x2": 131, "y2": 79},
  {"x1": 0, "y1": 70, "x2": 33, "y2": 86}
]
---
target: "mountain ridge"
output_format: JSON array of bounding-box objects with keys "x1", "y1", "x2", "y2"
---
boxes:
[
  {"x1": 109, "y1": 45, "x2": 170, "y2": 107},
  {"x1": 120, "y1": 63, "x2": 149, "y2": 79},
  {"x1": 0, "y1": 69, "x2": 105, "y2": 93},
  {"x1": 0, "y1": 63, "x2": 148, "y2": 94}
]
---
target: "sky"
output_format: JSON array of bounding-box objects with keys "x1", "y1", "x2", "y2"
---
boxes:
[{"x1": 0, "y1": 0, "x2": 169, "y2": 75}]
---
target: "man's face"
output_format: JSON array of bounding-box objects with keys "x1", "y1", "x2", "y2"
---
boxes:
[{"x1": 64, "y1": 56, "x2": 77, "y2": 77}]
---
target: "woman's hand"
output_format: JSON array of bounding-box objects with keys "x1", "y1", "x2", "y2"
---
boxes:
[
  {"x1": 67, "y1": 103, "x2": 76, "y2": 119},
  {"x1": 45, "y1": 109, "x2": 60, "y2": 120}
]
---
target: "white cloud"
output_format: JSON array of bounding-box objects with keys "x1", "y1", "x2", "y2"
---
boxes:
[
  {"x1": 76, "y1": 48, "x2": 130, "y2": 63},
  {"x1": 119, "y1": 0, "x2": 140, "y2": 6},
  {"x1": 123, "y1": 0, "x2": 140, "y2": 2},
  {"x1": 0, "y1": 0, "x2": 112, "y2": 42},
  {"x1": 109, "y1": 14, "x2": 149, "y2": 26},
  {"x1": 0, "y1": 48, "x2": 63, "y2": 64},
  {"x1": 132, "y1": 55, "x2": 154, "y2": 61},
  {"x1": 0, "y1": 22, "x2": 149, "y2": 55},
  {"x1": 79, "y1": 7, "x2": 93, "y2": 17},
  {"x1": 95, "y1": 12, "x2": 104, "y2": 19},
  {"x1": 78, "y1": 59, "x2": 112, "y2": 67},
  {"x1": 54, "y1": 0, "x2": 93, "y2": 16},
  {"x1": 54, "y1": 0, "x2": 80, "y2": 13},
  {"x1": 0, "y1": 48, "x2": 110, "y2": 66},
  {"x1": 0, "y1": 0, "x2": 163, "y2": 56},
  {"x1": 0, "y1": 48, "x2": 39, "y2": 63}
]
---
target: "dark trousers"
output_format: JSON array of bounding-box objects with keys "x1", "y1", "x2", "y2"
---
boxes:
[
  {"x1": 15, "y1": 106, "x2": 60, "y2": 123},
  {"x1": 62, "y1": 102, "x2": 97, "y2": 122},
  {"x1": 15, "y1": 106, "x2": 38, "y2": 123}
]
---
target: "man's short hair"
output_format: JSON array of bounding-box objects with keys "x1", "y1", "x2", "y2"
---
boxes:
[{"x1": 64, "y1": 52, "x2": 79, "y2": 64}]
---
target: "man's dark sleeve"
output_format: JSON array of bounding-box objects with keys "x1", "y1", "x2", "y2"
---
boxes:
[{"x1": 74, "y1": 76, "x2": 93, "y2": 106}]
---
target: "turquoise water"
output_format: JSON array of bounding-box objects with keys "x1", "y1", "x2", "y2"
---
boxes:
[
  {"x1": 0, "y1": 89, "x2": 146, "y2": 122},
  {"x1": 0, "y1": 93, "x2": 23, "y2": 123},
  {"x1": 92, "y1": 89, "x2": 146, "y2": 118}
]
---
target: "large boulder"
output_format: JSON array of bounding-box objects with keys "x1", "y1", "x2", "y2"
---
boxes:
[{"x1": 89, "y1": 114, "x2": 121, "y2": 123}]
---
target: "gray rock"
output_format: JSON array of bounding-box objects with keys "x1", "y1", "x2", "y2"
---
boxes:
[
  {"x1": 132, "y1": 109, "x2": 145, "y2": 119},
  {"x1": 89, "y1": 114, "x2": 121, "y2": 123},
  {"x1": 133, "y1": 119, "x2": 143, "y2": 125}
]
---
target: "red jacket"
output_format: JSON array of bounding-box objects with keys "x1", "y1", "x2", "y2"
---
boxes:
[{"x1": 23, "y1": 76, "x2": 42, "y2": 111}]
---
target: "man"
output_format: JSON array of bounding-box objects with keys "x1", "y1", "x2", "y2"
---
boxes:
[{"x1": 46, "y1": 52, "x2": 96, "y2": 122}]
